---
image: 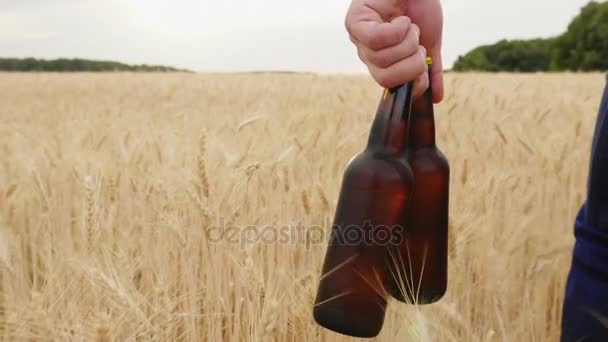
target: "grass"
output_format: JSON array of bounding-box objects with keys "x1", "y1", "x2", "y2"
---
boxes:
[{"x1": 0, "y1": 72, "x2": 605, "y2": 341}]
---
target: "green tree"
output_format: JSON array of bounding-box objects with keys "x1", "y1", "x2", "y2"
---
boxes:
[
  {"x1": 453, "y1": 39, "x2": 554, "y2": 72},
  {"x1": 453, "y1": 1, "x2": 608, "y2": 72},
  {"x1": 551, "y1": 1, "x2": 608, "y2": 71},
  {"x1": 0, "y1": 57, "x2": 189, "y2": 72}
]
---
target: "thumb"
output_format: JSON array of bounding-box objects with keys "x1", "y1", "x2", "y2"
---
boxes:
[{"x1": 428, "y1": 44, "x2": 444, "y2": 103}]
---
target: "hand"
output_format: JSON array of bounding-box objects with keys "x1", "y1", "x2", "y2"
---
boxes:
[{"x1": 345, "y1": 0, "x2": 444, "y2": 103}]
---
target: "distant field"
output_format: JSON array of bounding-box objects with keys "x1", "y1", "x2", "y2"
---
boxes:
[{"x1": 0, "y1": 72, "x2": 605, "y2": 341}]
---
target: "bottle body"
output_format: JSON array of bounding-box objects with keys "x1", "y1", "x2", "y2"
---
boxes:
[
  {"x1": 313, "y1": 149, "x2": 413, "y2": 337},
  {"x1": 390, "y1": 147, "x2": 449, "y2": 304},
  {"x1": 313, "y1": 83, "x2": 415, "y2": 337},
  {"x1": 389, "y1": 61, "x2": 450, "y2": 304}
]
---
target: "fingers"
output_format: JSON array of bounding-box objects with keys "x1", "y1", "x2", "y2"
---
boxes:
[
  {"x1": 359, "y1": 23, "x2": 420, "y2": 69},
  {"x1": 346, "y1": 5, "x2": 438, "y2": 93},
  {"x1": 412, "y1": 62, "x2": 429, "y2": 99},
  {"x1": 347, "y1": 16, "x2": 412, "y2": 51},
  {"x1": 428, "y1": 44, "x2": 444, "y2": 103},
  {"x1": 367, "y1": 45, "x2": 427, "y2": 89}
]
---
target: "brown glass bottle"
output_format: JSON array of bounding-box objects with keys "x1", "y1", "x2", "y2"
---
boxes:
[
  {"x1": 313, "y1": 83, "x2": 415, "y2": 338},
  {"x1": 389, "y1": 60, "x2": 450, "y2": 305}
]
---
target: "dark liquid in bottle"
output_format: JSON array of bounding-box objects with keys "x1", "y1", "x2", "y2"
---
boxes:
[
  {"x1": 313, "y1": 84, "x2": 415, "y2": 337},
  {"x1": 389, "y1": 66, "x2": 450, "y2": 305}
]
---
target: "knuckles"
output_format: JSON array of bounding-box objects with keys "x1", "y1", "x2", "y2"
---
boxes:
[
  {"x1": 345, "y1": 11, "x2": 429, "y2": 89},
  {"x1": 373, "y1": 71, "x2": 400, "y2": 89},
  {"x1": 347, "y1": 18, "x2": 411, "y2": 52},
  {"x1": 371, "y1": 50, "x2": 427, "y2": 89},
  {"x1": 366, "y1": 52, "x2": 392, "y2": 69}
]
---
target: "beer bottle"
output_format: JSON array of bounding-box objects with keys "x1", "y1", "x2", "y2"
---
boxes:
[
  {"x1": 313, "y1": 83, "x2": 416, "y2": 337},
  {"x1": 389, "y1": 58, "x2": 450, "y2": 305}
]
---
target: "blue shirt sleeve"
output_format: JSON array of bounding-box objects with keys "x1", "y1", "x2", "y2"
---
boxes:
[
  {"x1": 562, "y1": 74, "x2": 608, "y2": 341},
  {"x1": 586, "y1": 74, "x2": 608, "y2": 228}
]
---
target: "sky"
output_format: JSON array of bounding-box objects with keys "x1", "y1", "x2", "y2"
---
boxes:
[{"x1": 0, "y1": 0, "x2": 595, "y2": 73}]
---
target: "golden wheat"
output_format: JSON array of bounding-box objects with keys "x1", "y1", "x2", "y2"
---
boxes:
[{"x1": 0, "y1": 71, "x2": 605, "y2": 341}]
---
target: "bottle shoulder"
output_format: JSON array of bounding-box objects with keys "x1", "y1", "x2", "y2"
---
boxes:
[
  {"x1": 342, "y1": 150, "x2": 414, "y2": 189},
  {"x1": 409, "y1": 147, "x2": 450, "y2": 173}
]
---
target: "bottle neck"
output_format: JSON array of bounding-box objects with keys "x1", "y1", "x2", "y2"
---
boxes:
[
  {"x1": 367, "y1": 82, "x2": 413, "y2": 154},
  {"x1": 410, "y1": 72, "x2": 436, "y2": 147}
]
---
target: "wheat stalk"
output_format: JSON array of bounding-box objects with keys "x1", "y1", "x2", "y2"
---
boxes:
[
  {"x1": 84, "y1": 176, "x2": 96, "y2": 252},
  {"x1": 197, "y1": 132, "x2": 210, "y2": 199},
  {"x1": 0, "y1": 72, "x2": 600, "y2": 341},
  {"x1": 300, "y1": 190, "x2": 310, "y2": 216}
]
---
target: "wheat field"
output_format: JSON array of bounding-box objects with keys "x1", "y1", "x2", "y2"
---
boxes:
[{"x1": 0, "y1": 72, "x2": 605, "y2": 341}]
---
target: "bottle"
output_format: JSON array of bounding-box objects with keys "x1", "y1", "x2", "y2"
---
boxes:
[
  {"x1": 313, "y1": 83, "x2": 416, "y2": 338},
  {"x1": 389, "y1": 57, "x2": 450, "y2": 305}
]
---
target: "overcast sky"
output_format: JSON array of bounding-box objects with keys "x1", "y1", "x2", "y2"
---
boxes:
[{"x1": 0, "y1": 0, "x2": 594, "y2": 73}]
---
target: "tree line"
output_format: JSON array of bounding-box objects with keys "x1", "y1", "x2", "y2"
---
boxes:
[
  {"x1": 453, "y1": 1, "x2": 608, "y2": 72},
  {"x1": 0, "y1": 57, "x2": 189, "y2": 72}
]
